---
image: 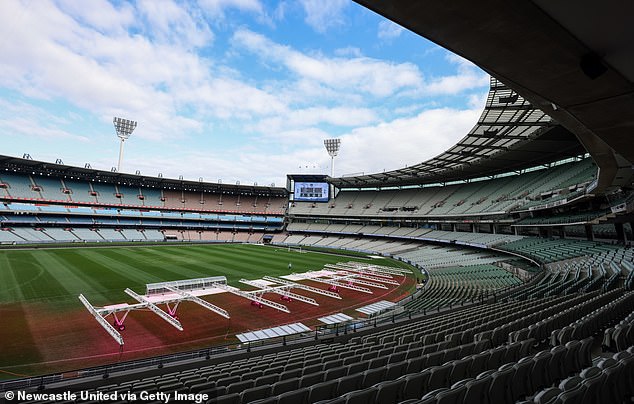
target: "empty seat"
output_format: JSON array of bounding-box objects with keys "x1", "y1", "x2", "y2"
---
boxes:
[
  {"x1": 240, "y1": 384, "x2": 271, "y2": 403},
  {"x1": 530, "y1": 350, "x2": 553, "y2": 391},
  {"x1": 276, "y1": 387, "x2": 309, "y2": 404},
  {"x1": 226, "y1": 379, "x2": 254, "y2": 394},
  {"x1": 361, "y1": 367, "x2": 385, "y2": 388},
  {"x1": 216, "y1": 375, "x2": 240, "y2": 387},
  {"x1": 511, "y1": 357, "x2": 533, "y2": 400},
  {"x1": 301, "y1": 371, "x2": 325, "y2": 387},
  {"x1": 401, "y1": 372, "x2": 430, "y2": 400},
  {"x1": 308, "y1": 380, "x2": 338, "y2": 403},
  {"x1": 214, "y1": 393, "x2": 240, "y2": 404},
  {"x1": 342, "y1": 387, "x2": 377, "y2": 404},
  {"x1": 255, "y1": 374, "x2": 279, "y2": 386},
  {"x1": 325, "y1": 366, "x2": 348, "y2": 381},
  {"x1": 374, "y1": 379, "x2": 405, "y2": 404},
  {"x1": 271, "y1": 377, "x2": 300, "y2": 395},
  {"x1": 336, "y1": 374, "x2": 363, "y2": 395},
  {"x1": 463, "y1": 376, "x2": 491, "y2": 404},
  {"x1": 548, "y1": 345, "x2": 567, "y2": 381},
  {"x1": 533, "y1": 387, "x2": 562, "y2": 404},
  {"x1": 449, "y1": 358, "x2": 471, "y2": 383},
  {"x1": 428, "y1": 364, "x2": 452, "y2": 390},
  {"x1": 579, "y1": 367, "x2": 605, "y2": 404},
  {"x1": 488, "y1": 364, "x2": 514, "y2": 404},
  {"x1": 384, "y1": 362, "x2": 407, "y2": 380},
  {"x1": 435, "y1": 384, "x2": 466, "y2": 404}
]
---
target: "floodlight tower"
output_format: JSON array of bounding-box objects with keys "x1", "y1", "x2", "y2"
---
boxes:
[
  {"x1": 323, "y1": 138, "x2": 341, "y2": 178},
  {"x1": 113, "y1": 117, "x2": 137, "y2": 172}
]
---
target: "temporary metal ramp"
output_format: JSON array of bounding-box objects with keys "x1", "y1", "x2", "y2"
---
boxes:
[
  {"x1": 239, "y1": 279, "x2": 319, "y2": 306},
  {"x1": 262, "y1": 276, "x2": 342, "y2": 299}
]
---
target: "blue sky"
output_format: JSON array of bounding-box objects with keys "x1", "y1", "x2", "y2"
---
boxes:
[{"x1": 0, "y1": 0, "x2": 488, "y2": 187}]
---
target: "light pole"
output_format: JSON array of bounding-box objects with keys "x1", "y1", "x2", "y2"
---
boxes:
[
  {"x1": 113, "y1": 117, "x2": 137, "y2": 172},
  {"x1": 323, "y1": 138, "x2": 341, "y2": 178}
]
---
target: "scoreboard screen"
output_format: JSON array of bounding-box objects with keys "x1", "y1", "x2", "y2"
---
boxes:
[{"x1": 293, "y1": 182, "x2": 329, "y2": 202}]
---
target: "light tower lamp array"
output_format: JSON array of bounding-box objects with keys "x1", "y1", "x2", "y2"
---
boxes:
[
  {"x1": 113, "y1": 117, "x2": 137, "y2": 172},
  {"x1": 323, "y1": 138, "x2": 341, "y2": 178}
]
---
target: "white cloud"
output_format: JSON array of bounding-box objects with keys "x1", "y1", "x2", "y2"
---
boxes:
[
  {"x1": 233, "y1": 29, "x2": 423, "y2": 97},
  {"x1": 197, "y1": 0, "x2": 264, "y2": 17},
  {"x1": 0, "y1": 1, "x2": 291, "y2": 142},
  {"x1": 333, "y1": 107, "x2": 481, "y2": 176},
  {"x1": 253, "y1": 106, "x2": 378, "y2": 136},
  {"x1": 299, "y1": 0, "x2": 348, "y2": 33},
  {"x1": 116, "y1": 106, "x2": 482, "y2": 186},
  {"x1": 424, "y1": 53, "x2": 489, "y2": 95},
  {"x1": 377, "y1": 20, "x2": 404, "y2": 40},
  {"x1": 56, "y1": 0, "x2": 135, "y2": 34},
  {"x1": 137, "y1": 0, "x2": 213, "y2": 48}
]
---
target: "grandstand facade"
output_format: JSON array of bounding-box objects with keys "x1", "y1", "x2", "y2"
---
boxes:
[{"x1": 0, "y1": 156, "x2": 287, "y2": 245}]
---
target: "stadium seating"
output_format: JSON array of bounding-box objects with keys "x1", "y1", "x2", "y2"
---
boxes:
[
  {"x1": 31, "y1": 276, "x2": 634, "y2": 404},
  {"x1": 289, "y1": 158, "x2": 596, "y2": 219}
]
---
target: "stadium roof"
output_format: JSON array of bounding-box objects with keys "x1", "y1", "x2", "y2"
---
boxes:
[
  {"x1": 354, "y1": 0, "x2": 634, "y2": 193},
  {"x1": 0, "y1": 155, "x2": 287, "y2": 196},
  {"x1": 332, "y1": 78, "x2": 585, "y2": 188}
]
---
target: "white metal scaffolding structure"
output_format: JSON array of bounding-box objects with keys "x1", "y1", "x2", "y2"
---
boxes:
[
  {"x1": 238, "y1": 279, "x2": 319, "y2": 306},
  {"x1": 163, "y1": 285, "x2": 230, "y2": 319},
  {"x1": 125, "y1": 288, "x2": 184, "y2": 331},
  {"x1": 211, "y1": 282, "x2": 291, "y2": 313},
  {"x1": 262, "y1": 276, "x2": 342, "y2": 299}
]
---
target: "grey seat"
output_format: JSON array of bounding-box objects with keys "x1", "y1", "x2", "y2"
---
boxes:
[
  {"x1": 240, "y1": 384, "x2": 272, "y2": 403},
  {"x1": 441, "y1": 346, "x2": 461, "y2": 362},
  {"x1": 374, "y1": 379, "x2": 405, "y2": 404},
  {"x1": 488, "y1": 365, "x2": 514, "y2": 404},
  {"x1": 470, "y1": 352, "x2": 489, "y2": 375},
  {"x1": 226, "y1": 379, "x2": 254, "y2": 394},
  {"x1": 216, "y1": 375, "x2": 241, "y2": 387},
  {"x1": 405, "y1": 356, "x2": 425, "y2": 374},
  {"x1": 255, "y1": 374, "x2": 279, "y2": 386},
  {"x1": 324, "y1": 366, "x2": 348, "y2": 381},
  {"x1": 578, "y1": 337, "x2": 593, "y2": 369},
  {"x1": 533, "y1": 387, "x2": 562, "y2": 404},
  {"x1": 449, "y1": 358, "x2": 470, "y2": 383},
  {"x1": 276, "y1": 387, "x2": 309, "y2": 404},
  {"x1": 388, "y1": 351, "x2": 407, "y2": 364},
  {"x1": 487, "y1": 346, "x2": 507, "y2": 368},
  {"x1": 563, "y1": 340, "x2": 581, "y2": 376},
  {"x1": 336, "y1": 374, "x2": 363, "y2": 395},
  {"x1": 579, "y1": 367, "x2": 604, "y2": 404},
  {"x1": 421, "y1": 388, "x2": 448, "y2": 400},
  {"x1": 308, "y1": 380, "x2": 338, "y2": 403},
  {"x1": 548, "y1": 345, "x2": 567, "y2": 382},
  {"x1": 511, "y1": 357, "x2": 533, "y2": 400},
  {"x1": 530, "y1": 350, "x2": 553, "y2": 391},
  {"x1": 303, "y1": 364, "x2": 323, "y2": 376},
  {"x1": 401, "y1": 372, "x2": 430, "y2": 400},
  {"x1": 427, "y1": 364, "x2": 452, "y2": 390},
  {"x1": 347, "y1": 361, "x2": 369, "y2": 375},
  {"x1": 598, "y1": 358, "x2": 623, "y2": 404},
  {"x1": 384, "y1": 362, "x2": 407, "y2": 380},
  {"x1": 342, "y1": 387, "x2": 377, "y2": 404},
  {"x1": 214, "y1": 393, "x2": 241, "y2": 404},
  {"x1": 361, "y1": 367, "x2": 385, "y2": 388},
  {"x1": 504, "y1": 342, "x2": 521, "y2": 363},
  {"x1": 463, "y1": 376, "x2": 491, "y2": 404},
  {"x1": 271, "y1": 377, "x2": 300, "y2": 395},
  {"x1": 368, "y1": 356, "x2": 388, "y2": 369},
  {"x1": 435, "y1": 384, "x2": 466, "y2": 404}
]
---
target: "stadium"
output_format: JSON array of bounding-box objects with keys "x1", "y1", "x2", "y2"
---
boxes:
[{"x1": 1, "y1": 1, "x2": 633, "y2": 404}]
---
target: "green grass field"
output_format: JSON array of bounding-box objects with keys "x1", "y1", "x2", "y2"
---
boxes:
[
  {"x1": 0, "y1": 243, "x2": 417, "y2": 378},
  {"x1": 0, "y1": 243, "x2": 414, "y2": 305}
]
